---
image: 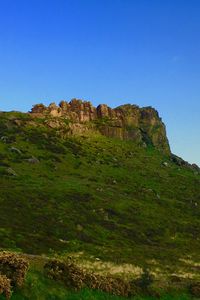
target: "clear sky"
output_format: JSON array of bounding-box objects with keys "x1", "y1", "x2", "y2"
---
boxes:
[{"x1": 0, "y1": 0, "x2": 199, "y2": 165}]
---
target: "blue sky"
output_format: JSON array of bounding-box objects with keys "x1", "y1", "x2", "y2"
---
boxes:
[{"x1": 0, "y1": 0, "x2": 200, "y2": 165}]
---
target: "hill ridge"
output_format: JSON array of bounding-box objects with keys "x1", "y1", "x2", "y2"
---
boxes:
[{"x1": 30, "y1": 99, "x2": 170, "y2": 154}]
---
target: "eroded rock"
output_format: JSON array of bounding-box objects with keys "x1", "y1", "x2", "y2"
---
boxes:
[{"x1": 30, "y1": 99, "x2": 171, "y2": 154}]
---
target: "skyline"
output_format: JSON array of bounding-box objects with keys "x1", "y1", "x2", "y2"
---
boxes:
[
  {"x1": 0, "y1": 0, "x2": 200, "y2": 165},
  {"x1": 1, "y1": 96, "x2": 199, "y2": 167}
]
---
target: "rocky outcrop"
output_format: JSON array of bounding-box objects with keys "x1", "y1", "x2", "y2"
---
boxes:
[
  {"x1": 171, "y1": 154, "x2": 200, "y2": 173},
  {"x1": 31, "y1": 99, "x2": 97, "y2": 121},
  {"x1": 30, "y1": 99, "x2": 170, "y2": 154}
]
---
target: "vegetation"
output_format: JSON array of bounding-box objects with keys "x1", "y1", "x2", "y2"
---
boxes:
[
  {"x1": 0, "y1": 275, "x2": 11, "y2": 300},
  {"x1": 0, "y1": 252, "x2": 29, "y2": 289},
  {"x1": 0, "y1": 252, "x2": 198, "y2": 300},
  {"x1": 44, "y1": 257, "x2": 133, "y2": 296},
  {"x1": 0, "y1": 111, "x2": 199, "y2": 298}
]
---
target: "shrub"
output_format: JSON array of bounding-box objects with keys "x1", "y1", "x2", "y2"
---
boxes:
[
  {"x1": 44, "y1": 258, "x2": 134, "y2": 297},
  {"x1": 84, "y1": 273, "x2": 133, "y2": 297},
  {"x1": 189, "y1": 282, "x2": 200, "y2": 297},
  {"x1": 44, "y1": 258, "x2": 85, "y2": 290},
  {"x1": 0, "y1": 274, "x2": 12, "y2": 299},
  {"x1": 133, "y1": 267, "x2": 154, "y2": 294},
  {"x1": 0, "y1": 252, "x2": 29, "y2": 287}
]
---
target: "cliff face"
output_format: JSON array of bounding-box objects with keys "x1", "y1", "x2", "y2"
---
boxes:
[{"x1": 30, "y1": 99, "x2": 170, "y2": 154}]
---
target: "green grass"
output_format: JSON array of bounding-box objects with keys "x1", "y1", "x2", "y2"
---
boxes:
[
  {"x1": 0, "y1": 269, "x2": 194, "y2": 300},
  {"x1": 1, "y1": 289, "x2": 194, "y2": 300}
]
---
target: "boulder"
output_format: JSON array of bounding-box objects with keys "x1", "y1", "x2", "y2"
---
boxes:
[
  {"x1": 6, "y1": 168, "x2": 17, "y2": 176},
  {"x1": 9, "y1": 147, "x2": 22, "y2": 155},
  {"x1": 25, "y1": 157, "x2": 39, "y2": 164}
]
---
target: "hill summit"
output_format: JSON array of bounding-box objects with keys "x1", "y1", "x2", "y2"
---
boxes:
[{"x1": 31, "y1": 99, "x2": 170, "y2": 154}]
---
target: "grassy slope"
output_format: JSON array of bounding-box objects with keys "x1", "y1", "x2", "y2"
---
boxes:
[
  {"x1": 0, "y1": 253, "x2": 195, "y2": 300},
  {"x1": 0, "y1": 112, "x2": 200, "y2": 273},
  {"x1": 0, "y1": 268, "x2": 193, "y2": 300},
  {"x1": 1, "y1": 284, "x2": 194, "y2": 300}
]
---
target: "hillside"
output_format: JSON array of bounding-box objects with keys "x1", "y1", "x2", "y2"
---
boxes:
[{"x1": 0, "y1": 99, "x2": 200, "y2": 279}]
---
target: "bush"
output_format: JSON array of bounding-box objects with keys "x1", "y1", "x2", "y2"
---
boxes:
[
  {"x1": 44, "y1": 258, "x2": 85, "y2": 290},
  {"x1": 0, "y1": 252, "x2": 29, "y2": 287},
  {"x1": 44, "y1": 258, "x2": 134, "y2": 297},
  {"x1": 0, "y1": 274, "x2": 12, "y2": 299},
  {"x1": 84, "y1": 273, "x2": 133, "y2": 297},
  {"x1": 189, "y1": 282, "x2": 200, "y2": 297},
  {"x1": 133, "y1": 267, "x2": 154, "y2": 295}
]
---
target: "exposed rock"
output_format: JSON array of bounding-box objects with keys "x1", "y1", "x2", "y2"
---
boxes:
[
  {"x1": 171, "y1": 154, "x2": 200, "y2": 173},
  {"x1": 6, "y1": 168, "x2": 17, "y2": 176},
  {"x1": 48, "y1": 102, "x2": 62, "y2": 117},
  {"x1": 25, "y1": 157, "x2": 39, "y2": 164},
  {"x1": 192, "y1": 164, "x2": 200, "y2": 172},
  {"x1": 59, "y1": 239, "x2": 68, "y2": 244},
  {"x1": 0, "y1": 136, "x2": 8, "y2": 143},
  {"x1": 9, "y1": 147, "x2": 22, "y2": 155},
  {"x1": 45, "y1": 119, "x2": 62, "y2": 129},
  {"x1": 97, "y1": 104, "x2": 112, "y2": 118},
  {"x1": 31, "y1": 103, "x2": 46, "y2": 114},
  {"x1": 96, "y1": 187, "x2": 103, "y2": 192},
  {"x1": 13, "y1": 119, "x2": 22, "y2": 126},
  {"x1": 30, "y1": 99, "x2": 171, "y2": 154}
]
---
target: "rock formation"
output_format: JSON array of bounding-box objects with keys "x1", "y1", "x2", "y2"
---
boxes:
[{"x1": 30, "y1": 99, "x2": 170, "y2": 154}]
